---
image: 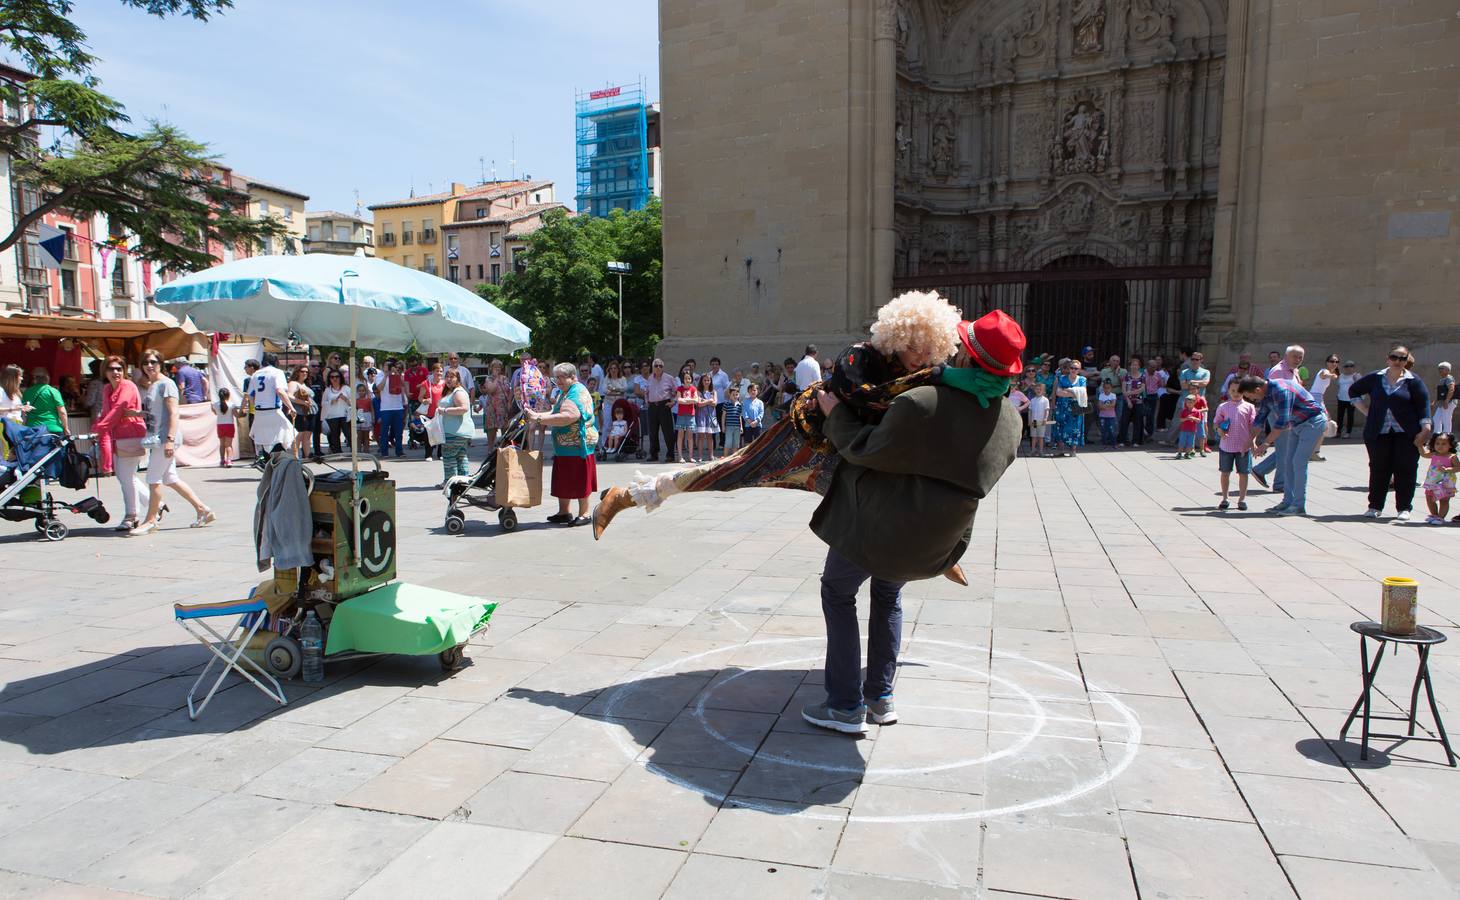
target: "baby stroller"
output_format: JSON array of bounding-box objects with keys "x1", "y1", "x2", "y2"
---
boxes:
[
  {"x1": 443, "y1": 409, "x2": 530, "y2": 534},
  {"x1": 0, "y1": 420, "x2": 109, "y2": 541},
  {"x1": 597, "y1": 398, "x2": 645, "y2": 462}
]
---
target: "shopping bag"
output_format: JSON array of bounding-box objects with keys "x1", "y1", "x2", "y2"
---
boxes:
[
  {"x1": 494, "y1": 446, "x2": 542, "y2": 508},
  {"x1": 425, "y1": 413, "x2": 445, "y2": 447}
]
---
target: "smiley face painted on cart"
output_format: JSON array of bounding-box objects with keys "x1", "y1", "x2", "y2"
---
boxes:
[{"x1": 355, "y1": 510, "x2": 395, "y2": 577}]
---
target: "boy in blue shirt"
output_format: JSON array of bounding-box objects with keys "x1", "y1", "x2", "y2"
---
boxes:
[{"x1": 740, "y1": 383, "x2": 765, "y2": 443}]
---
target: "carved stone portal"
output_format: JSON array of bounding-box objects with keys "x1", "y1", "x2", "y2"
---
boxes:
[{"x1": 894, "y1": 0, "x2": 1225, "y2": 276}]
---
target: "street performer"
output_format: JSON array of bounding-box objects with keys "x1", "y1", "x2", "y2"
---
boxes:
[{"x1": 596, "y1": 298, "x2": 1025, "y2": 733}]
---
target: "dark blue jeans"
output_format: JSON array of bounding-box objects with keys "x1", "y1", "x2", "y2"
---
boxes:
[
  {"x1": 378, "y1": 408, "x2": 405, "y2": 456},
  {"x1": 820, "y1": 548, "x2": 905, "y2": 711}
]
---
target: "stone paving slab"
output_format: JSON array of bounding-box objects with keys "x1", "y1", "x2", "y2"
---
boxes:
[{"x1": 1, "y1": 441, "x2": 1458, "y2": 897}]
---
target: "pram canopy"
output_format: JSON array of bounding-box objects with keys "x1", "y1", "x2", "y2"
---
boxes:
[{"x1": 2, "y1": 419, "x2": 62, "y2": 479}]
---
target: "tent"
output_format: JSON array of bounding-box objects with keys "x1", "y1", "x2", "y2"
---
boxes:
[{"x1": 0, "y1": 309, "x2": 208, "y2": 362}]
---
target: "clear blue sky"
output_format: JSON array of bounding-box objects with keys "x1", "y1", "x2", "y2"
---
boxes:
[{"x1": 72, "y1": 0, "x2": 660, "y2": 213}]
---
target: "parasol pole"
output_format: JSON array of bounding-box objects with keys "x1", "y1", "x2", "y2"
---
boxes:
[{"x1": 340, "y1": 271, "x2": 361, "y2": 563}]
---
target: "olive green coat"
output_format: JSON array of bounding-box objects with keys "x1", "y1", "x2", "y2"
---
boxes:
[{"x1": 810, "y1": 384, "x2": 1020, "y2": 582}]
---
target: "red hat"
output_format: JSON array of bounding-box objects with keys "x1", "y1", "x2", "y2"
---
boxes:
[{"x1": 957, "y1": 310, "x2": 1026, "y2": 376}]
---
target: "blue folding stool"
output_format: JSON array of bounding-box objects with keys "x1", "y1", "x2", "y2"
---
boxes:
[{"x1": 174, "y1": 596, "x2": 287, "y2": 720}]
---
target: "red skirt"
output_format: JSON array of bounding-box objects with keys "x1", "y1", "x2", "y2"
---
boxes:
[
  {"x1": 216, "y1": 423, "x2": 236, "y2": 439},
  {"x1": 550, "y1": 454, "x2": 598, "y2": 499}
]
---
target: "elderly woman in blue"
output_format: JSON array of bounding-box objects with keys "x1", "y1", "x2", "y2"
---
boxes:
[
  {"x1": 1053, "y1": 357, "x2": 1088, "y2": 456},
  {"x1": 524, "y1": 362, "x2": 599, "y2": 527}
]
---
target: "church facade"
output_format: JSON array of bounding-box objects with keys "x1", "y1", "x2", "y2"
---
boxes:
[{"x1": 659, "y1": 0, "x2": 1458, "y2": 377}]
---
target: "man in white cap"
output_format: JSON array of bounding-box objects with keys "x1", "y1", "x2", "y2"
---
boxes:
[{"x1": 1435, "y1": 361, "x2": 1455, "y2": 433}]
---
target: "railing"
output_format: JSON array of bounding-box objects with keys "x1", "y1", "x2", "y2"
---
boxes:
[
  {"x1": 60, "y1": 288, "x2": 79, "y2": 308},
  {"x1": 422, "y1": 265, "x2": 438, "y2": 276},
  {"x1": 418, "y1": 229, "x2": 436, "y2": 244},
  {"x1": 111, "y1": 270, "x2": 130, "y2": 296},
  {"x1": 20, "y1": 267, "x2": 49, "y2": 287},
  {"x1": 401, "y1": 232, "x2": 414, "y2": 245},
  {"x1": 380, "y1": 233, "x2": 397, "y2": 246},
  {"x1": 63, "y1": 237, "x2": 79, "y2": 261}
]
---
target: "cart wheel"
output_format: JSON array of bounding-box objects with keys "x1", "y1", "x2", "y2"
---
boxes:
[
  {"x1": 264, "y1": 636, "x2": 303, "y2": 679},
  {"x1": 445, "y1": 512, "x2": 466, "y2": 535},
  {"x1": 42, "y1": 521, "x2": 67, "y2": 542},
  {"x1": 498, "y1": 509, "x2": 518, "y2": 532},
  {"x1": 439, "y1": 644, "x2": 467, "y2": 671}
]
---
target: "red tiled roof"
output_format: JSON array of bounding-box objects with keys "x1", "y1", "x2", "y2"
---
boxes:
[{"x1": 440, "y1": 202, "x2": 567, "y2": 230}]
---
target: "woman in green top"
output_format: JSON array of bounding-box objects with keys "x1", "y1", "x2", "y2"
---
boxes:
[
  {"x1": 437, "y1": 368, "x2": 475, "y2": 484},
  {"x1": 22, "y1": 367, "x2": 68, "y2": 435},
  {"x1": 524, "y1": 362, "x2": 597, "y2": 527}
]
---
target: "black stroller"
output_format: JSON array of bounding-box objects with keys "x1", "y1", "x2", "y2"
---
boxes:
[
  {"x1": 442, "y1": 409, "x2": 530, "y2": 534},
  {"x1": 596, "y1": 398, "x2": 645, "y2": 462},
  {"x1": 1, "y1": 421, "x2": 109, "y2": 541}
]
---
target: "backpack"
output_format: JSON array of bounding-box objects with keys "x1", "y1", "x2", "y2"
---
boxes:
[{"x1": 59, "y1": 443, "x2": 93, "y2": 490}]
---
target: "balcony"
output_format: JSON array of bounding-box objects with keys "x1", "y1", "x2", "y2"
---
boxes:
[
  {"x1": 60, "y1": 289, "x2": 80, "y2": 310},
  {"x1": 422, "y1": 266, "x2": 438, "y2": 276},
  {"x1": 111, "y1": 272, "x2": 131, "y2": 297},
  {"x1": 63, "y1": 238, "x2": 80, "y2": 262},
  {"x1": 401, "y1": 232, "x2": 414, "y2": 245},
  {"x1": 418, "y1": 228, "x2": 436, "y2": 244},
  {"x1": 20, "y1": 267, "x2": 49, "y2": 288},
  {"x1": 380, "y1": 233, "x2": 397, "y2": 246}
]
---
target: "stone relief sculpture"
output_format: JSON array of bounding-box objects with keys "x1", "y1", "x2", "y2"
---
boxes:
[
  {"x1": 930, "y1": 99, "x2": 957, "y2": 176},
  {"x1": 1130, "y1": 0, "x2": 1176, "y2": 57},
  {"x1": 1071, "y1": 0, "x2": 1106, "y2": 54},
  {"x1": 1053, "y1": 97, "x2": 1108, "y2": 174},
  {"x1": 1059, "y1": 188, "x2": 1096, "y2": 230}
]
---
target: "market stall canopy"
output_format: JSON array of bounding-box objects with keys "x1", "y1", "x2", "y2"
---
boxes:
[
  {"x1": 0, "y1": 309, "x2": 207, "y2": 360},
  {"x1": 153, "y1": 254, "x2": 531, "y2": 354}
]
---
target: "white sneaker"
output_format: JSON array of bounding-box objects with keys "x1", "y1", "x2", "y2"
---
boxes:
[
  {"x1": 1363, "y1": 508, "x2": 1381, "y2": 518},
  {"x1": 1426, "y1": 515, "x2": 1444, "y2": 525},
  {"x1": 1396, "y1": 510, "x2": 1411, "y2": 522}
]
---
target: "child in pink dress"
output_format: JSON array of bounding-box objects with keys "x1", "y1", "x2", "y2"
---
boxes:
[{"x1": 1421, "y1": 432, "x2": 1457, "y2": 524}]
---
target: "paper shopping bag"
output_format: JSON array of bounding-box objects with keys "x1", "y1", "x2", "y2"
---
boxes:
[{"x1": 495, "y1": 447, "x2": 542, "y2": 508}]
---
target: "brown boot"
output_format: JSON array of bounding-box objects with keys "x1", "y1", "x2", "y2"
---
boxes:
[
  {"x1": 943, "y1": 564, "x2": 968, "y2": 586},
  {"x1": 592, "y1": 486, "x2": 637, "y2": 540}
]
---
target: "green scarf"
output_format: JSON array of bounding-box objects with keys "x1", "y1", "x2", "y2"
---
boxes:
[{"x1": 937, "y1": 366, "x2": 1013, "y2": 409}]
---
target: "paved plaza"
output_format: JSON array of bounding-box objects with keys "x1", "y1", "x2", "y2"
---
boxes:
[{"x1": 1, "y1": 439, "x2": 1458, "y2": 899}]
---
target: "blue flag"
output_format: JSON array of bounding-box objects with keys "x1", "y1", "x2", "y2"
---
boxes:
[{"x1": 36, "y1": 223, "x2": 66, "y2": 269}]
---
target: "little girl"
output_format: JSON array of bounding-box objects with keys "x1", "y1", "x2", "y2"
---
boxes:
[
  {"x1": 354, "y1": 382, "x2": 374, "y2": 453},
  {"x1": 1421, "y1": 432, "x2": 1456, "y2": 524},
  {"x1": 215, "y1": 388, "x2": 238, "y2": 467},
  {"x1": 674, "y1": 371, "x2": 698, "y2": 463},
  {"x1": 603, "y1": 406, "x2": 630, "y2": 453},
  {"x1": 694, "y1": 372, "x2": 720, "y2": 462}
]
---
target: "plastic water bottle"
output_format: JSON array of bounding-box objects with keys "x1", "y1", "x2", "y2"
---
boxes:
[{"x1": 301, "y1": 611, "x2": 324, "y2": 683}]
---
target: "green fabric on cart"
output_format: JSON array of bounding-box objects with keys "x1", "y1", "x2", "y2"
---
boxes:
[{"x1": 325, "y1": 582, "x2": 497, "y2": 656}]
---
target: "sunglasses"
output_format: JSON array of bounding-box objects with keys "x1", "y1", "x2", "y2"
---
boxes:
[
  {"x1": 143, "y1": 359, "x2": 160, "y2": 366},
  {"x1": 1389, "y1": 354, "x2": 1408, "y2": 362},
  {"x1": 106, "y1": 366, "x2": 123, "y2": 372}
]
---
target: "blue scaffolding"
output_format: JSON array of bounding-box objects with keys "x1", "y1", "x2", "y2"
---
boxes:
[{"x1": 575, "y1": 83, "x2": 650, "y2": 217}]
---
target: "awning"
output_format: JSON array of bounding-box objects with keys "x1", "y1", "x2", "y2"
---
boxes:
[{"x1": 0, "y1": 310, "x2": 207, "y2": 360}]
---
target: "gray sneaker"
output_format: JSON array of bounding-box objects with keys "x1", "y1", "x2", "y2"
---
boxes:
[
  {"x1": 801, "y1": 701, "x2": 868, "y2": 735},
  {"x1": 866, "y1": 696, "x2": 897, "y2": 725}
]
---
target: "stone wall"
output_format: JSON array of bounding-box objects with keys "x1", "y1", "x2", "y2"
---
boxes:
[
  {"x1": 658, "y1": 0, "x2": 876, "y2": 366},
  {"x1": 1211, "y1": 0, "x2": 1460, "y2": 381}
]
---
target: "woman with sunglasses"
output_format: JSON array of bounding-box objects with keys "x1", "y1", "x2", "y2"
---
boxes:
[
  {"x1": 126, "y1": 350, "x2": 215, "y2": 535},
  {"x1": 93, "y1": 356, "x2": 148, "y2": 531},
  {"x1": 1308, "y1": 355, "x2": 1341, "y2": 461},
  {"x1": 321, "y1": 368, "x2": 351, "y2": 454},
  {"x1": 1348, "y1": 346, "x2": 1432, "y2": 521}
]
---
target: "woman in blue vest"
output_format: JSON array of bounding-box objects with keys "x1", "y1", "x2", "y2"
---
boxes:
[{"x1": 1348, "y1": 346, "x2": 1432, "y2": 521}]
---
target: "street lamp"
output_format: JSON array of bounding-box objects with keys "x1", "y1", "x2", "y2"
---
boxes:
[{"x1": 606, "y1": 261, "x2": 631, "y2": 356}]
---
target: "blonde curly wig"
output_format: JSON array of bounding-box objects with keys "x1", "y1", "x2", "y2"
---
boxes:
[{"x1": 869, "y1": 290, "x2": 962, "y2": 362}]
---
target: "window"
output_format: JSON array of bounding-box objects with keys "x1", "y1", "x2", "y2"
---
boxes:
[
  {"x1": 446, "y1": 234, "x2": 459, "y2": 253},
  {"x1": 449, "y1": 265, "x2": 459, "y2": 282},
  {"x1": 422, "y1": 217, "x2": 434, "y2": 231},
  {"x1": 283, "y1": 204, "x2": 293, "y2": 220},
  {"x1": 475, "y1": 208, "x2": 486, "y2": 218},
  {"x1": 424, "y1": 254, "x2": 436, "y2": 274},
  {"x1": 60, "y1": 268, "x2": 78, "y2": 306},
  {"x1": 477, "y1": 264, "x2": 483, "y2": 279},
  {"x1": 402, "y1": 254, "x2": 413, "y2": 268},
  {"x1": 308, "y1": 225, "x2": 321, "y2": 241},
  {"x1": 260, "y1": 236, "x2": 274, "y2": 254},
  {"x1": 365, "y1": 228, "x2": 373, "y2": 243},
  {"x1": 335, "y1": 225, "x2": 350, "y2": 241},
  {"x1": 258, "y1": 199, "x2": 270, "y2": 216},
  {"x1": 380, "y1": 221, "x2": 392, "y2": 235},
  {"x1": 491, "y1": 263, "x2": 500, "y2": 284},
  {"x1": 534, "y1": 193, "x2": 542, "y2": 204}
]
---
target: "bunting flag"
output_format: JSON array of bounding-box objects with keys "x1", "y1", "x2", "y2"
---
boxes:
[
  {"x1": 36, "y1": 223, "x2": 66, "y2": 269},
  {"x1": 97, "y1": 244, "x2": 113, "y2": 278}
]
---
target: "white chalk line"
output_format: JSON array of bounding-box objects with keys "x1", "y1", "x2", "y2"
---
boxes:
[
  {"x1": 597, "y1": 636, "x2": 1143, "y2": 824},
  {"x1": 901, "y1": 704, "x2": 1132, "y2": 730}
]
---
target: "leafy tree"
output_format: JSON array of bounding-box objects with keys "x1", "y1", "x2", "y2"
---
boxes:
[
  {"x1": 480, "y1": 200, "x2": 662, "y2": 360},
  {"x1": 0, "y1": 0, "x2": 286, "y2": 272}
]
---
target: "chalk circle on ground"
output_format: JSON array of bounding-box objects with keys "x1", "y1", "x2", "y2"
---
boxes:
[{"x1": 598, "y1": 636, "x2": 1143, "y2": 824}]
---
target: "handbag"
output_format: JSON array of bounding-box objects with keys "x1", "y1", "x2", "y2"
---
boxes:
[{"x1": 115, "y1": 436, "x2": 146, "y2": 458}]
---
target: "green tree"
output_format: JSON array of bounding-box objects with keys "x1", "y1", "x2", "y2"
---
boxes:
[
  {"x1": 480, "y1": 200, "x2": 662, "y2": 360},
  {"x1": 0, "y1": 1, "x2": 286, "y2": 272}
]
